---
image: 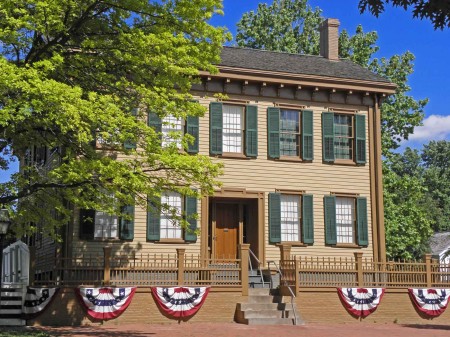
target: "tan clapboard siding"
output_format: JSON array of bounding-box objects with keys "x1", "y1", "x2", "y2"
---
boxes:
[{"x1": 70, "y1": 93, "x2": 374, "y2": 262}]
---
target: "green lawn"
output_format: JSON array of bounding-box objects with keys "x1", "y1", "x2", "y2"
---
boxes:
[{"x1": 0, "y1": 330, "x2": 50, "y2": 337}]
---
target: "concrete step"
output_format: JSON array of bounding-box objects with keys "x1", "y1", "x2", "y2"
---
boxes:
[
  {"x1": 248, "y1": 288, "x2": 271, "y2": 296},
  {"x1": 246, "y1": 317, "x2": 295, "y2": 325},
  {"x1": 243, "y1": 309, "x2": 296, "y2": 319}
]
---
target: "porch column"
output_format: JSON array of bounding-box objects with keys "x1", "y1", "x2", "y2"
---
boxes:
[
  {"x1": 177, "y1": 248, "x2": 186, "y2": 286},
  {"x1": 424, "y1": 254, "x2": 432, "y2": 287},
  {"x1": 354, "y1": 252, "x2": 364, "y2": 287},
  {"x1": 240, "y1": 244, "x2": 250, "y2": 296},
  {"x1": 103, "y1": 246, "x2": 112, "y2": 286},
  {"x1": 278, "y1": 244, "x2": 292, "y2": 262}
]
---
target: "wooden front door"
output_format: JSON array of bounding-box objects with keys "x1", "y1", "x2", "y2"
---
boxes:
[{"x1": 215, "y1": 203, "x2": 239, "y2": 259}]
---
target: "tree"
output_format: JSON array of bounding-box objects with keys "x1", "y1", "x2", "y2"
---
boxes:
[
  {"x1": 0, "y1": 0, "x2": 229, "y2": 237},
  {"x1": 421, "y1": 140, "x2": 450, "y2": 232},
  {"x1": 359, "y1": 0, "x2": 450, "y2": 30},
  {"x1": 236, "y1": 0, "x2": 430, "y2": 259}
]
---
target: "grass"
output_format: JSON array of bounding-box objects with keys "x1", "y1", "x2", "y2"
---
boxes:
[{"x1": 0, "y1": 329, "x2": 50, "y2": 337}]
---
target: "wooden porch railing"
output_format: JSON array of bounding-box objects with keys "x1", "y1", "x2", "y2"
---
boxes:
[
  {"x1": 31, "y1": 245, "x2": 246, "y2": 293},
  {"x1": 279, "y1": 252, "x2": 450, "y2": 295}
]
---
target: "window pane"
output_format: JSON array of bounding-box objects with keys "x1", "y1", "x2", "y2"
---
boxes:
[
  {"x1": 336, "y1": 197, "x2": 355, "y2": 243},
  {"x1": 94, "y1": 212, "x2": 118, "y2": 239},
  {"x1": 162, "y1": 115, "x2": 182, "y2": 148},
  {"x1": 280, "y1": 109, "x2": 300, "y2": 156},
  {"x1": 334, "y1": 114, "x2": 353, "y2": 160},
  {"x1": 223, "y1": 105, "x2": 243, "y2": 153},
  {"x1": 280, "y1": 194, "x2": 300, "y2": 241},
  {"x1": 160, "y1": 191, "x2": 182, "y2": 239}
]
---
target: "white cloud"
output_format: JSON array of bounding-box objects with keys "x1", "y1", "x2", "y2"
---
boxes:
[{"x1": 409, "y1": 115, "x2": 450, "y2": 142}]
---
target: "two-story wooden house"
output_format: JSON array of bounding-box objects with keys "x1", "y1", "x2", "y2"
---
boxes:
[{"x1": 32, "y1": 18, "x2": 395, "y2": 283}]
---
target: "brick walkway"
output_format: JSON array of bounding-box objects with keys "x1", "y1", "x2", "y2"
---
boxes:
[{"x1": 27, "y1": 322, "x2": 450, "y2": 337}]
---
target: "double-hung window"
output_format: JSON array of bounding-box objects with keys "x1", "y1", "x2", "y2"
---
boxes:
[
  {"x1": 324, "y1": 195, "x2": 368, "y2": 246},
  {"x1": 147, "y1": 192, "x2": 198, "y2": 242},
  {"x1": 267, "y1": 107, "x2": 313, "y2": 160},
  {"x1": 210, "y1": 102, "x2": 258, "y2": 157},
  {"x1": 79, "y1": 205, "x2": 135, "y2": 241},
  {"x1": 268, "y1": 192, "x2": 314, "y2": 244},
  {"x1": 148, "y1": 112, "x2": 199, "y2": 153},
  {"x1": 322, "y1": 111, "x2": 366, "y2": 164}
]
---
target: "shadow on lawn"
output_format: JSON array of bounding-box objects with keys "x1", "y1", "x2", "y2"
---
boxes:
[{"x1": 402, "y1": 324, "x2": 450, "y2": 331}]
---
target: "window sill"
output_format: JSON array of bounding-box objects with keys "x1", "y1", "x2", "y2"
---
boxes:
[
  {"x1": 218, "y1": 153, "x2": 253, "y2": 160},
  {"x1": 276, "y1": 242, "x2": 308, "y2": 247},
  {"x1": 333, "y1": 160, "x2": 357, "y2": 166},
  {"x1": 277, "y1": 156, "x2": 305, "y2": 163},
  {"x1": 156, "y1": 238, "x2": 187, "y2": 244},
  {"x1": 332, "y1": 243, "x2": 362, "y2": 249}
]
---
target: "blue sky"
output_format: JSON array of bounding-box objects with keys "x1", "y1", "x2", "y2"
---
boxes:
[{"x1": 211, "y1": 0, "x2": 450, "y2": 148}]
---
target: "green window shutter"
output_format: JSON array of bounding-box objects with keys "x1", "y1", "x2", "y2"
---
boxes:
[
  {"x1": 356, "y1": 197, "x2": 369, "y2": 246},
  {"x1": 322, "y1": 112, "x2": 335, "y2": 162},
  {"x1": 124, "y1": 108, "x2": 138, "y2": 150},
  {"x1": 267, "y1": 107, "x2": 280, "y2": 159},
  {"x1": 119, "y1": 204, "x2": 135, "y2": 240},
  {"x1": 355, "y1": 114, "x2": 366, "y2": 164},
  {"x1": 186, "y1": 115, "x2": 199, "y2": 154},
  {"x1": 79, "y1": 209, "x2": 95, "y2": 240},
  {"x1": 184, "y1": 195, "x2": 198, "y2": 242},
  {"x1": 324, "y1": 196, "x2": 337, "y2": 244},
  {"x1": 302, "y1": 110, "x2": 314, "y2": 160},
  {"x1": 148, "y1": 112, "x2": 162, "y2": 133},
  {"x1": 302, "y1": 194, "x2": 314, "y2": 244},
  {"x1": 147, "y1": 198, "x2": 161, "y2": 241},
  {"x1": 269, "y1": 193, "x2": 281, "y2": 244},
  {"x1": 245, "y1": 105, "x2": 258, "y2": 157},
  {"x1": 209, "y1": 102, "x2": 223, "y2": 155}
]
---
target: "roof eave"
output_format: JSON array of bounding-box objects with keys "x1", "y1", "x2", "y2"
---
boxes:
[{"x1": 199, "y1": 66, "x2": 397, "y2": 95}]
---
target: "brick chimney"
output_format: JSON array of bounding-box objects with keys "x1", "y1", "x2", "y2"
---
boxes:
[{"x1": 319, "y1": 18, "x2": 340, "y2": 61}]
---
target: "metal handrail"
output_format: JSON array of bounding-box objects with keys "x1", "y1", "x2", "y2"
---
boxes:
[
  {"x1": 248, "y1": 248, "x2": 264, "y2": 287},
  {"x1": 267, "y1": 260, "x2": 298, "y2": 325}
]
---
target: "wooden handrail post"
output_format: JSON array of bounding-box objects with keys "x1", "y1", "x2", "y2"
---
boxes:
[
  {"x1": 294, "y1": 255, "x2": 300, "y2": 296},
  {"x1": 177, "y1": 248, "x2": 186, "y2": 286},
  {"x1": 424, "y1": 253, "x2": 432, "y2": 287},
  {"x1": 103, "y1": 246, "x2": 112, "y2": 286},
  {"x1": 354, "y1": 252, "x2": 364, "y2": 287},
  {"x1": 28, "y1": 246, "x2": 36, "y2": 286},
  {"x1": 278, "y1": 243, "x2": 292, "y2": 262},
  {"x1": 240, "y1": 244, "x2": 250, "y2": 296}
]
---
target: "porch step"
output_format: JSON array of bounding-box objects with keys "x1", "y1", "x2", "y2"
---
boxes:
[
  {"x1": 0, "y1": 286, "x2": 26, "y2": 326},
  {"x1": 235, "y1": 288, "x2": 302, "y2": 326},
  {"x1": 248, "y1": 269, "x2": 271, "y2": 289}
]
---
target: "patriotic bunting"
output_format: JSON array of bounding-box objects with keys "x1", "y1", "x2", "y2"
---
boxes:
[
  {"x1": 23, "y1": 287, "x2": 59, "y2": 318},
  {"x1": 151, "y1": 287, "x2": 210, "y2": 318},
  {"x1": 408, "y1": 288, "x2": 450, "y2": 317},
  {"x1": 337, "y1": 288, "x2": 385, "y2": 317},
  {"x1": 75, "y1": 287, "x2": 136, "y2": 320}
]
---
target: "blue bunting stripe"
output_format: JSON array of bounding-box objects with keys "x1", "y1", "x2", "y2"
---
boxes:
[
  {"x1": 75, "y1": 287, "x2": 136, "y2": 320},
  {"x1": 337, "y1": 287, "x2": 385, "y2": 317},
  {"x1": 151, "y1": 287, "x2": 210, "y2": 318},
  {"x1": 23, "y1": 287, "x2": 59, "y2": 318},
  {"x1": 408, "y1": 288, "x2": 450, "y2": 317}
]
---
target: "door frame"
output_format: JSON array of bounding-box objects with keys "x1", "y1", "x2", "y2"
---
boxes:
[{"x1": 201, "y1": 188, "x2": 265, "y2": 263}]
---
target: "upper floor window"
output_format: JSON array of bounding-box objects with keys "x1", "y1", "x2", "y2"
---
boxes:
[
  {"x1": 210, "y1": 102, "x2": 258, "y2": 157},
  {"x1": 147, "y1": 192, "x2": 198, "y2": 242},
  {"x1": 322, "y1": 112, "x2": 366, "y2": 164},
  {"x1": 324, "y1": 195, "x2": 368, "y2": 246},
  {"x1": 148, "y1": 112, "x2": 199, "y2": 154},
  {"x1": 94, "y1": 211, "x2": 118, "y2": 239},
  {"x1": 268, "y1": 192, "x2": 314, "y2": 244},
  {"x1": 267, "y1": 107, "x2": 313, "y2": 160}
]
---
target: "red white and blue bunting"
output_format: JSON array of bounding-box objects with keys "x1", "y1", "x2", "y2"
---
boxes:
[
  {"x1": 22, "y1": 287, "x2": 59, "y2": 318},
  {"x1": 337, "y1": 288, "x2": 385, "y2": 317},
  {"x1": 408, "y1": 288, "x2": 450, "y2": 317},
  {"x1": 75, "y1": 287, "x2": 136, "y2": 320},
  {"x1": 151, "y1": 287, "x2": 210, "y2": 318}
]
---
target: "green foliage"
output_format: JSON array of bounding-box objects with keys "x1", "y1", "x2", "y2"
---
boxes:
[
  {"x1": 0, "y1": 329, "x2": 50, "y2": 337},
  {"x1": 359, "y1": 0, "x2": 450, "y2": 30},
  {"x1": 0, "y1": 0, "x2": 229, "y2": 238},
  {"x1": 236, "y1": 0, "x2": 322, "y2": 55}
]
